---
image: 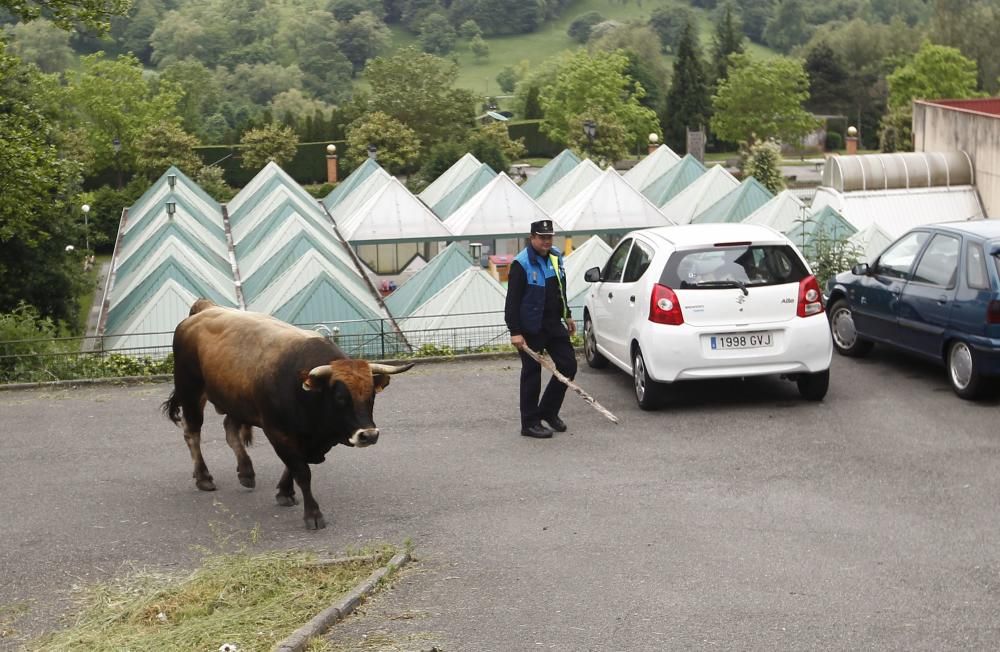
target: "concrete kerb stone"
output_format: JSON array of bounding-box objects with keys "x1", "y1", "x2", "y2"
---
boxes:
[{"x1": 273, "y1": 550, "x2": 411, "y2": 652}]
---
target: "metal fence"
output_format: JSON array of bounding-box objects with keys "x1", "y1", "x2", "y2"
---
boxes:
[{"x1": 0, "y1": 310, "x2": 523, "y2": 385}]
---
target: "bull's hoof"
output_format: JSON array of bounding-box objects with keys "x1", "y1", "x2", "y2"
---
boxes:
[
  {"x1": 304, "y1": 514, "x2": 326, "y2": 530},
  {"x1": 239, "y1": 474, "x2": 256, "y2": 489},
  {"x1": 275, "y1": 493, "x2": 297, "y2": 507},
  {"x1": 196, "y1": 478, "x2": 216, "y2": 491}
]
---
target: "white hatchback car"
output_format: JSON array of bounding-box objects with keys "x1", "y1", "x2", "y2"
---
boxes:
[{"x1": 582, "y1": 223, "x2": 833, "y2": 409}]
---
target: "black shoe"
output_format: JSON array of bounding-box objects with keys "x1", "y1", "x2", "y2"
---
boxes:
[
  {"x1": 543, "y1": 415, "x2": 567, "y2": 432},
  {"x1": 521, "y1": 423, "x2": 553, "y2": 438}
]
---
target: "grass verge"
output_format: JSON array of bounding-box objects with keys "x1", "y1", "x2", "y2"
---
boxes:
[{"x1": 27, "y1": 537, "x2": 404, "y2": 652}]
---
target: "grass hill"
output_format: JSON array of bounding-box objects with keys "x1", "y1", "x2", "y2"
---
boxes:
[{"x1": 387, "y1": 0, "x2": 776, "y2": 97}]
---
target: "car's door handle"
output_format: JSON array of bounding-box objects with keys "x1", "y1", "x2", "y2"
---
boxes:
[
  {"x1": 607, "y1": 292, "x2": 613, "y2": 300},
  {"x1": 937, "y1": 295, "x2": 948, "y2": 305},
  {"x1": 629, "y1": 295, "x2": 636, "y2": 304}
]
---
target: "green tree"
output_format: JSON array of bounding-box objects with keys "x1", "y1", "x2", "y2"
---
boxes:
[
  {"x1": 363, "y1": 47, "x2": 477, "y2": 147},
  {"x1": 1, "y1": 0, "x2": 130, "y2": 32},
  {"x1": 416, "y1": 140, "x2": 465, "y2": 189},
  {"x1": 802, "y1": 40, "x2": 850, "y2": 114},
  {"x1": 345, "y1": 111, "x2": 421, "y2": 174},
  {"x1": 5, "y1": 18, "x2": 74, "y2": 73},
  {"x1": 565, "y1": 111, "x2": 630, "y2": 163},
  {"x1": 929, "y1": 0, "x2": 1000, "y2": 93},
  {"x1": 148, "y1": 10, "x2": 216, "y2": 68},
  {"x1": 496, "y1": 65, "x2": 520, "y2": 93},
  {"x1": 662, "y1": 19, "x2": 711, "y2": 153},
  {"x1": 711, "y1": 54, "x2": 818, "y2": 146},
  {"x1": 339, "y1": 10, "x2": 391, "y2": 74},
  {"x1": 763, "y1": 0, "x2": 810, "y2": 53},
  {"x1": 710, "y1": 2, "x2": 744, "y2": 85},
  {"x1": 458, "y1": 19, "x2": 481, "y2": 39},
  {"x1": 471, "y1": 122, "x2": 526, "y2": 161},
  {"x1": 539, "y1": 49, "x2": 658, "y2": 148},
  {"x1": 64, "y1": 52, "x2": 184, "y2": 181},
  {"x1": 240, "y1": 123, "x2": 299, "y2": 170},
  {"x1": 589, "y1": 24, "x2": 670, "y2": 113},
  {"x1": 742, "y1": 139, "x2": 784, "y2": 194},
  {"x1": 567, "y1": 11, "x2": 603, "y2": 43},
  {"x1": 134, "y1": 122, "x2": 203, "y2": 180},
  {"x1": 880, "y1": 41, "x2": 981, "y2": 152},
  {"x1": 0, "y1": 43, "x2": 87, "y2": 323},
  {"x1": 469, "y1": 34, "x2": 489, "y2": 61},
  {"x1": 419, "y1": 12, "x2": 456, "y2": 54},
  {"x1": 295, "y1": 11, "x2": 355, "y2": 103},
  {"x1": 523, "y1": 84, "x2": 543, "y2": 118},
  {"x1": 734, "y1": 0, "x2": 773, "y2": 42},
  {"x1": 330, "y1": 0, "x2": 385, "y2": 21},
  {"x1": 159, "y1": 58, "x2": 222, "y2": 137},
  {"x1": 648, "y1": 4, "x2": 696, "y2": 53}
]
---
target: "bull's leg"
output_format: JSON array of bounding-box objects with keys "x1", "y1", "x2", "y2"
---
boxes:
[
  {"x1": 182, "y1": 395, "x2": 215, "y2": 491},
  {"x1": 223, "y1": 416, "x2": 256, "y2": 488},
  {"x1": 275, "y1": 467, "x2": 297, "y2": 506},
  {"x1": 270, "y1": 446, "x2": 324, "y2": 529}
]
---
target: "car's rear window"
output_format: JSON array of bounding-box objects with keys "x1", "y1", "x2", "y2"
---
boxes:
[{"x1": 660, "y1": 245, "x2": 809, "y2": 289}]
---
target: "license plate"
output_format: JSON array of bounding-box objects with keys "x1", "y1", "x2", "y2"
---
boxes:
[{"x1": 710, "y1": 331, "x2": 773, "y2": 350}]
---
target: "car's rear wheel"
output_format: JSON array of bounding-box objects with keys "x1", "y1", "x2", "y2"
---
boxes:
[
  {"x1": 584, "y1": 316, "x2": 608, "y2": 369},
  {"x1": 632, "y1": 346, "x2": 663, "y2": 410},
  {"x1": 797, "y1": 369, "x2": 830, "y2": 401},
  {"x1": 829, "y1": 299, "x2": 874, "y2": 357},
  {"x1": 947, "y1": 340, "x2": 988, "y2": 400}
]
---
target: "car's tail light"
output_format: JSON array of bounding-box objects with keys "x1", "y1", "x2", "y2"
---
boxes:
[
  {"x1": 797, "y1": 275, "x2": 824, "y2": 317},
  {"x1": 988, "y1": 300, "x2": 1000, "y2": 324},
  {"x1": 649, "y1": 284, "x2": 684, "y2": 325}
]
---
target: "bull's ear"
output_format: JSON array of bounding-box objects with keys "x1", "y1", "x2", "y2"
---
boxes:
[{"x1": 373, "y1": 374, "x2": 390, "y2": 393}]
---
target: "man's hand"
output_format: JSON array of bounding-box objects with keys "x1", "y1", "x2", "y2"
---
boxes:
[
  {"x1": 566, "y1": 318, "x2": 576, "y2": 336},
  {"x1": 510, "y1": 334, "x2": 526, "y2": 350}
]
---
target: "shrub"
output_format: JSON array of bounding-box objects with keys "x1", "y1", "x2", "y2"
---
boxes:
[{"x1": 824, "y1": 131, "x2": 843, "y2": 151}]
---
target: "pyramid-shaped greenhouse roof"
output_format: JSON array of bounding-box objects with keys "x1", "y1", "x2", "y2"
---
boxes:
[
  {"x1": 443, "y1": 173, "x2": 556, "y2": 238},
  {"x1": 692, "y1": 177, "x2": 774, "y2": 224},
  {"x1": 623, "y1": 144, "x2": 682, "y2": 191},
  {"x1": 385, "y1": 242, "x2": 474, "y2": 317},
  {"x1": 742, "y1": 189, "x2": 807, "y2": 233},
  {"x1": 323, "y1": 158, "x2": 387, "y2": 209},
  {"x1": 565, "y1": 236, "x2": 612, "y2": 316},
  {"x1": 339, "y1": 177, "x2": 453, "y2": 243},
  {"x1": 520, "y1": 149, "x2": 581, "y2": 198},
  {"x1": 537, "y1": 159, "x2": 602, "y2": 214},
  {"x1": 398, "y1": 268, "x2": 509, "y2": 350},
  {"x1": 786, "y1": 205, "x2": 857, "y2": 256},
  {"x1": 327, "y1": 166, "x2": 393, "y2": 226},
  {"x1": 417, "y1": 153, "x2": 482, "y2": 208},
  {"x1": 641, "y1": 155, "x2": 707, "y2": 208},
  {"x1": 551, "y1": 168, "x2": 671, "y2": 234},
  {"x1": 659, "y1": 165, "x2": 740, "y2": 225},
  {"x1": 432, "y1": 164, "x2": 497, "y2": 219}
]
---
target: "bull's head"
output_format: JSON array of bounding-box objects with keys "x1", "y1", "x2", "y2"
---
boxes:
[{"x1": 300, "y1": 360, "x2": 413, "y2": 447}]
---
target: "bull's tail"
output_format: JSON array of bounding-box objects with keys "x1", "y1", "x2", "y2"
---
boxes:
[{"x1": 161, "y1": 389, "x2": 182, "y2": 426}]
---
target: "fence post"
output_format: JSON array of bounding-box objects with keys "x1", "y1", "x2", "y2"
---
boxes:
[{"x1": 380, "y1": 319, "x2": 385, "y2": 360}]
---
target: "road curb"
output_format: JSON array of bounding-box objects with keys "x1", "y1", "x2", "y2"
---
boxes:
[{"x1": 272, "y1": 550, "x2": 411, "y2": 652}]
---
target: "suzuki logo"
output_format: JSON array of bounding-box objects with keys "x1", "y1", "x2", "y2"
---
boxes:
[{"x1": 736, "y1": 294, "x2": 746, "y2": 304}]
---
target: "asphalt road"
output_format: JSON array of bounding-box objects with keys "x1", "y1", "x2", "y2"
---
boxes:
[{"x1": 2, "y1": 350, "x2": 999, "y2": 651}]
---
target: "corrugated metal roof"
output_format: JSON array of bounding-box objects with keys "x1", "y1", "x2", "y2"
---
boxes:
[
  {"x1": 432, "y1": 164, "x2": 497, "y2": 219},
  {"x1": 659, "y1": 165, "x2": 740, "y2": 225},
  {"x1": 565, "y1": 235, "x2": 612, "y2": 319},
  {"x1": 271, "y1": 274, "x2": 385, "y2": 335},
  {"x1": 399, "y1": 268, "x2": 508, "y2": 349},
  {"x1": 115, "y1": 224, "x2": 230, "y2": 284},
  {"x1": 339, "y1": 177, "x2": 454, "y2": 243},
  {"x1": 691, "y1": 176, "x2": 774, "y2": 224},
  {"x1": 103, "y1": 280, "x2": 205, "y2": 351},
  {"x1": 118, "y1": 199, "x2": 229, "y2": 271},
  {"x1": 623, "y1": 144, "x2": 682, "y2": 191},
  {"x1": 520, "y1": 149, "x2": 581, "y2": 198},
  {"x1": 551, "y1": 168, "x2": 672, "y2": 234},
  {"x1": 536, "y1": 159, "x2": 602, "y2": 214},
  {"x1": 236, "y1": 205, "x2": 347, "y2": 284},
  {"x1": 810, "y1": 185, "x2": 985, "y2": 239},
  {"x1": 417, "y1": 153, "x2": 482, "y2": 208},
  {"x1": 742, "y1": 189, "x2": 807, "y2": 233},
  {"x1": 126, "y1": 166, "x2": 221, "y2": 237},
  {"x1": 230, "y1": 177, "x2": 330, "y2": 247},
  {"x1": 385, "y1": 242, "x2": 474, "y2": 317},
  {"x1": 240, "y1": 227, "x2": 359, "y2": 301},
  {"x1": 322, "y1": 158, "x2": 386, "y2": 209},
  {"x1": 640, "y1": 154, "x2": 707, "y2": 208},
  {"x1": 444, "y1": 173, "x2": 555, "y2": 238}
]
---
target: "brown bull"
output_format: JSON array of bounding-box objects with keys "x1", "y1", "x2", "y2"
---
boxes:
[{"x1": 162, "y1": 300, "x2": 412, "y2": 529}]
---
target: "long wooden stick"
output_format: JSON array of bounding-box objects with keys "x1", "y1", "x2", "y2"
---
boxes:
[{"x1": 520, "y1": 346, "x2": 620, "y2": 425}]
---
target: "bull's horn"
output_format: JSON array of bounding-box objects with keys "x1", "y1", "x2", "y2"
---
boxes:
[
  {"x1": 302, "y1": 364, "x2": 334, "y2": 391},
  {"x1": 369, "y1": 362, "x2": 415, "y2": 375}
]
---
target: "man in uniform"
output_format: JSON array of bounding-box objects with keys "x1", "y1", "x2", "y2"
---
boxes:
[{"x1": 504, "y1": 219, "x2": 577, "y2": 438}]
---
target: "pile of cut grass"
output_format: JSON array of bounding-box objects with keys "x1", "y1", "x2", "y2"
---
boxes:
[{"x1": 30, "y1": 544, "x2": 400, "y2": 652}]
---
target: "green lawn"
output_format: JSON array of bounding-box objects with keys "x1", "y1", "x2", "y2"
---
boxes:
[{"x1": 383, "y1": 0, "x2": 775, "y2": 99}]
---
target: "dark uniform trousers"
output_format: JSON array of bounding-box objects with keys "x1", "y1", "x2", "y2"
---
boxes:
[{"x1": 518, "y1": 328, "x2": 578, "y2": 428}]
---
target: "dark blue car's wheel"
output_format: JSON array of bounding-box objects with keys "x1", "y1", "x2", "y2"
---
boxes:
[
  {"x1": 829, "y1": 299, "x2": 874, "y2": 357},
  {"x1": 948, "y1": 340, "x2": 988, "y2": 400}
]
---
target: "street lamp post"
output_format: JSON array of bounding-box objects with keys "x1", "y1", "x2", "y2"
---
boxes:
[
  {"x1": 81, "y1": 204, "x2": 90, "y2": 252},
  {"x1": 112, "y1": 136, "x2": 122, "y2": 188},
  {"x1": 582, "y1": 119, "x2": 597, "y2": 158},
  {"x1": 367, "y1": 143, "x2": 378, "y2": 160}
]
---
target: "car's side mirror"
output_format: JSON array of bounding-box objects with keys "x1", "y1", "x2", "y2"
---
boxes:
[
  {"x1": 584, "y1": 266, "x2": 602, "y2": 282},
  {"x1": 851, "y1": 262, "x2": 870, "y2": 276}
]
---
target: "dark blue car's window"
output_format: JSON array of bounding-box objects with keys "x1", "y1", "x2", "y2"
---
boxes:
[
  {"x1": 912, "y1": 234, "x2": 960, "y2": 288},
  {"x1": 877, "y1": 231, "x2": 930, "y2": 279},
  {"x1": 967, "y1": 243, "x2": 990, "y2": 290}
]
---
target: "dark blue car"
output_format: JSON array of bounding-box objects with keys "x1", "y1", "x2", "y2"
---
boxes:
[{"x1": 826, "y1": 220, "x2": 1000, "y2": 399}]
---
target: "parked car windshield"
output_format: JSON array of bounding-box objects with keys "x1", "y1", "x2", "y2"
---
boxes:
[{"x1": 660, "y1": 245, "x2": 809, "y2": 289}]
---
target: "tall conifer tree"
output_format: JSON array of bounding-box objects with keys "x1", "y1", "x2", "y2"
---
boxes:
[
  {"x1": 661, "y1": 19, "x2": 711, "y2": 152},
  {"x1": 710, "y1": 2, "x2": 744, "y2": 89}
]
